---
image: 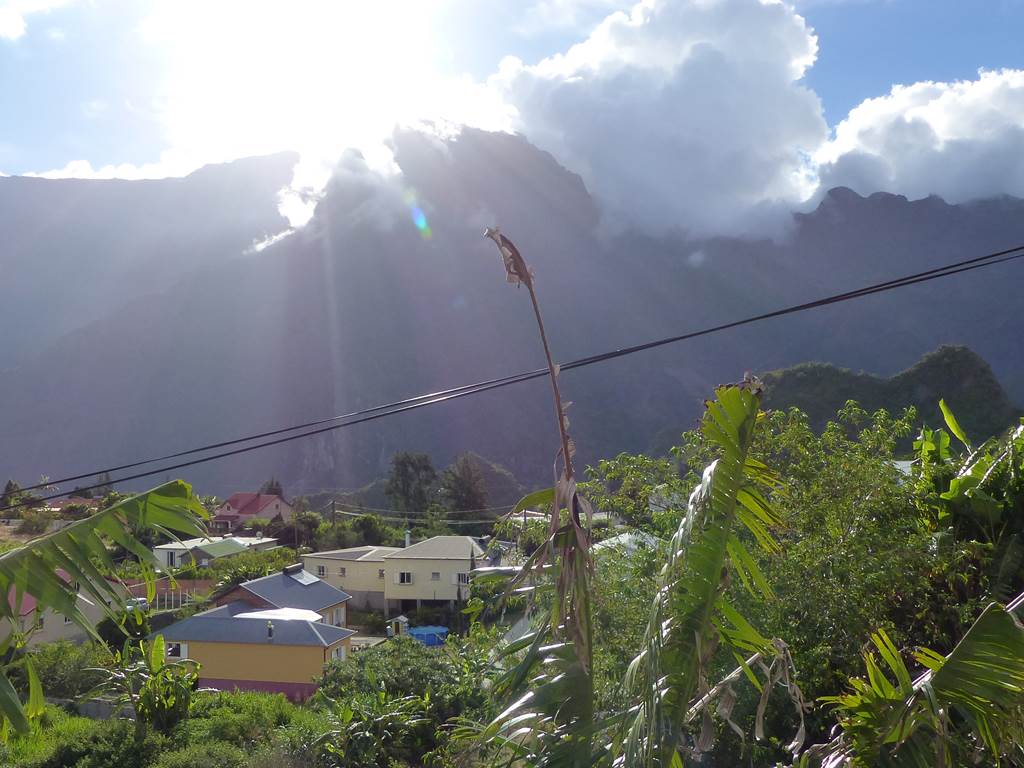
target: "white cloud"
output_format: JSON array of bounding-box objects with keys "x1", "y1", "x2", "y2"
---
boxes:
[
  {"x1": 490, "y1": 0, "x2": 828, "y2": 237},
  {"x1": 816, "y1": 69, "x2": 1024, "y2": 202},
  {"x1": 0, "y1": 0, "x2": 71, "y2": 41}
]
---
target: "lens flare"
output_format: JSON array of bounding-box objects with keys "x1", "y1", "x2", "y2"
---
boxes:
[{"x1": 404, "y1": 190, "x2": 432, "y2": 239}]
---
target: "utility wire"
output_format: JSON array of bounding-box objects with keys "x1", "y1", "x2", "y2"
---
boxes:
[{"x1": 5, "y1": 242, "x2": 1024, "y2": 514}]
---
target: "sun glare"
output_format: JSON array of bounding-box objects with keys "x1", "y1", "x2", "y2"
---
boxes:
[{"x1": 138, "y1": 0, "x2": 510, "y2": 224}]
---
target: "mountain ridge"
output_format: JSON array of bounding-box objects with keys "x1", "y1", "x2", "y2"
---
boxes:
[{"x1": 2, "y1": 130, "x2": 1023, "y2": 494}]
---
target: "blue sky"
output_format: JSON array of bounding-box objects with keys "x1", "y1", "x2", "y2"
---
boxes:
[{"x1": 2, "y1": 0, "x2": 1023, "y2": 238}]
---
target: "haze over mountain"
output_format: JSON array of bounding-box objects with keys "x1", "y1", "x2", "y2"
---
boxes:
[{"x1": 2, "y1": 128, "x2": 1023, "y2": 495}]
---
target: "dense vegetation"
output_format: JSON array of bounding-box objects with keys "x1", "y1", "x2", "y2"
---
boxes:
[{"x1": 3, "y1": 390, "x2": 1024, "y2": 765}]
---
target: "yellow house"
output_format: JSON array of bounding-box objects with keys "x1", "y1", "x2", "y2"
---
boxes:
[
  {"x1": 302, "y1": 546, "x2": 400, "y2": 611},
  {"x1": 158, "y1": 603, "x2": 353, "y2": 700},
  {"x1": 383, "y1": 536, "x2": 484, "y2": 612}
]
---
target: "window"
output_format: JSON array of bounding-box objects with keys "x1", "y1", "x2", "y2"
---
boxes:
[
  {"x1": 64, "y1": 615, "x2": 72, "y2": 624},
  {"x1": 378, "y1": 568, "x2": 385, "y2": 579},
  {"x1": 457, "y1": 573, "x2": 470, "y2": 585},
  {"x1": 316, "y1": 565, "x2": 326, "y2": 577},
  {"x1": 166, "y1": 642, "x2": 186, "y2": 659},
  {"x1": 399, "y1": 572, "x2": 413, "y2": 584},
  {"x1": 331, "y1": 645, "x2": 346, "y2": 661},
  {"x1": 338, "y1": 567, "x2": 347, "y2": 577},
  {"x1": 167, "y1": 551, "x2": 176, "y2": 567},
  {"x1": 430, "y1": 572, "x2": 440, "y2": 581}
]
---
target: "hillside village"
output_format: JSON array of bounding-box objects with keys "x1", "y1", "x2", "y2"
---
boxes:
[{"x1": 4, "y1": 1, "x2": 1024, "y2": 764}]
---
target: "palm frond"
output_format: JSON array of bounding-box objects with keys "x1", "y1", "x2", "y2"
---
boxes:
[
  {"x1": 618, "y1": 383, "x2": 787, "y2": 767},
  {"x1": 0, "y1": 480, "x2": 207, "y2": 734},
  {"x1": 808, "y1": 594, "x2": 1024, "y2": 766}
]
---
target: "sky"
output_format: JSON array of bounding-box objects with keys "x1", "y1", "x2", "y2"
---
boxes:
[{"x1": 2, "y1": 0, "x2": 1023, "y2": 237}]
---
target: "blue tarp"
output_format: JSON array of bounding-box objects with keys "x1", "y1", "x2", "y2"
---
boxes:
[{"x1": 407, "y1": 625, "x2": 449, "y2": 646}]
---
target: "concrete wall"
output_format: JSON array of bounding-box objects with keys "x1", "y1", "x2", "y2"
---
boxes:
[{"x1": 383, "y1": 557, "x2": 473, "y2": 603}]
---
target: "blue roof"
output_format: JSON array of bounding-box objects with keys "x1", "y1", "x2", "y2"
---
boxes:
[
  {"x1": 240, "y1": 568, "x2": 351, "y2": 612},
  {"x1": 156, "y1": 613, "x2": 354, "y2": 647}
]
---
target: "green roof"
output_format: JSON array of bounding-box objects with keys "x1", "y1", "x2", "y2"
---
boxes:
[{"x1": 193, "y1": 538, "x2": 248, "y2": 558}]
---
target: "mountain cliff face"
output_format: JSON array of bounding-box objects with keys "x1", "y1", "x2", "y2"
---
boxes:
[
  {"x1": 0, "y1": 152, "x2": 297, "y2": 362},
  {"x1": 2, "y1": 129, "x2": 1023, "y2": 494}
]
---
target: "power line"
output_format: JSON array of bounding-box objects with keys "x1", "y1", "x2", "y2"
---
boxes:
[{"x1": 4, "y1": 242, "x2": 1023, "y2": 514}]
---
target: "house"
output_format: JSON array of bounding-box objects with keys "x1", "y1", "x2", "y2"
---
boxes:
[
  {"x1": 592, "y1": 531, "x2": 662, "y2": 556},
  {"x1": 153, "y1": 534, "x2": 279, "y2": 569},
  {"x1": 157, "y1": 602, "x2": 354, "y2": 700},
  {"x1": 302, "y1": 545, "x2": 401, "y2": 611},
  {"x1": 2, "y1": 571, "x2": 111, "y2": 647},
  {"x1": 212, "y1": 493, "x2": 293, "y2": 532},
  {"x1": 41, "y1": 497, "x2": 101, "y2": 516},
  {"x1": 382, "y1": 535, "x2": 485, "y2": 612},
  {"x1": 214, "y1": 564, "x2": 351, "y2": 627}
]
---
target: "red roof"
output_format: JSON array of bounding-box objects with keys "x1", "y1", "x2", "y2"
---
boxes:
[
  {"x1": 214, "y1": 493, "x2": 287, "y2": 520},
  {"x1": 7, "y1": 569, "x2": 71, "y2": 616}
]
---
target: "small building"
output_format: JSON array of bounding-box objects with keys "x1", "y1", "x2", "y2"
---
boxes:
[
  {"x1": 157, "y1": 603, "x2": 354, "y2": 700},
  {"x1": 302, "y1": 545, "x2": 401, "y2": 611},
  {"x1": 214, "y1": 564, "x2": 351, "y2": 627},
  {"x1": 212, "y1": 493, "x2": 293, "y2": 532},
  {"x1": 382, "y1": 535, "x2": 484, "y2": 612},
  {"x1": 2, "y1": 570, "x2": 112, "y2": 647},
  {"x1": 153, "y1": 535, "x2": 278, "y2": 569}
]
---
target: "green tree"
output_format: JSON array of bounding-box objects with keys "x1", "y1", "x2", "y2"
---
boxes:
[
  {"x1": 259, "y1": 477, "x2": 284, "y2": 497},
  {"x1": 411, "y1": 503, "x2": 454, "y2": 540},
  {"x1": 1, "y1": 479, "x2": 21, "y2": 509},
  {"x1": 384, "y1": 452, "x2": 436, "y2": 516}
]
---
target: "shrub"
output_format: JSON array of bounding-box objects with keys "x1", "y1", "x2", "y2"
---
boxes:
[
  {"x1": 9, "y1": 641, "x2": 111, "y2": 699},
  {"x1": 4, "y1": 715, "x2": 167, "y2": 768},
  {"x1": 149, "y1": 741, "x2": 248, "y2": 768}
]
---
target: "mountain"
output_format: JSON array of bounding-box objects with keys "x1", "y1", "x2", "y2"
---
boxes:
[
  {"x1": 2, "y1": 129, "x2": 1024, "y2": 495},
  {"x1": 0, "y1": 152, "x2": 297, "y2": 362},
  {"x1": 761, "y1": 345, "x2": 1021, "y2": 440}
]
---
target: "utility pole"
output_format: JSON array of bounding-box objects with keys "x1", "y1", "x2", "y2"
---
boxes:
[{"x1": 331, "y1": 499, "x2": 337, "y2": 527}]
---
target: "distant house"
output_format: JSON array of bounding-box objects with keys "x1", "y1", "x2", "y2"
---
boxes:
[
  {"x1": 382, "y1": 535, "x2": 484, "y2": 613},
  {"x1": 41, "y1": 497, "x2": 100, "y2": 516},
  {"x1": 214, "y1": 564, "x2": 351, "y2": 627},
  {"x1": 157, "y1": 601, "x2": 354, "y2": 700},
  {"x1": 2, "y1": 570, "x2": 112, "y2": 647},
  {"x1": 302, "y1": 546, "x2": 401, "y2": 611},
  {"x1": 212, "y1": 493, "x2": 293, "y2": 532},
  {"x1": 153, "y1": 535, "x2": 278, "y2": 569}
]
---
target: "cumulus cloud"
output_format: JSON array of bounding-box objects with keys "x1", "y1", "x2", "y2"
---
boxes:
[
  {"x1": 0, "y1": 0, "x2": 71, "y2": 41},
  {"x1": 816, "y1": 68, "x2": 1024, "y2": 202},
  {"x1": 490, "y1": 0, "x2": 828, "y2": 237}
]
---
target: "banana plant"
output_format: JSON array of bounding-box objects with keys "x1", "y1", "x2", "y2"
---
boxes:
[
  {"x1": 0, "y1": 480, "x2": 208, "y2": 735},
  {"x1": 617, "y1": 381, "x2": 804, "y2": 767},
  {"x1": 802, "y1": 590, "x2": 1024, "y2": 766}
]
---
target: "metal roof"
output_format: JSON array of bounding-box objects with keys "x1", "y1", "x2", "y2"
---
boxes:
[
  {"x1": 305, "y1": 545, "x2": 402, "y2": 562},
  {"x1": 156, "y1": 614, "x2": 354, "y2": 647},
  {"x1": 240, "y1": 569, "x2": 351, "y2": 611},
  {"x1": 383, "y1": 535, "x2": 485, "y2": 560},
  {"x1": 193, "y1": 538, "x2": 248, "y2": 558}
]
